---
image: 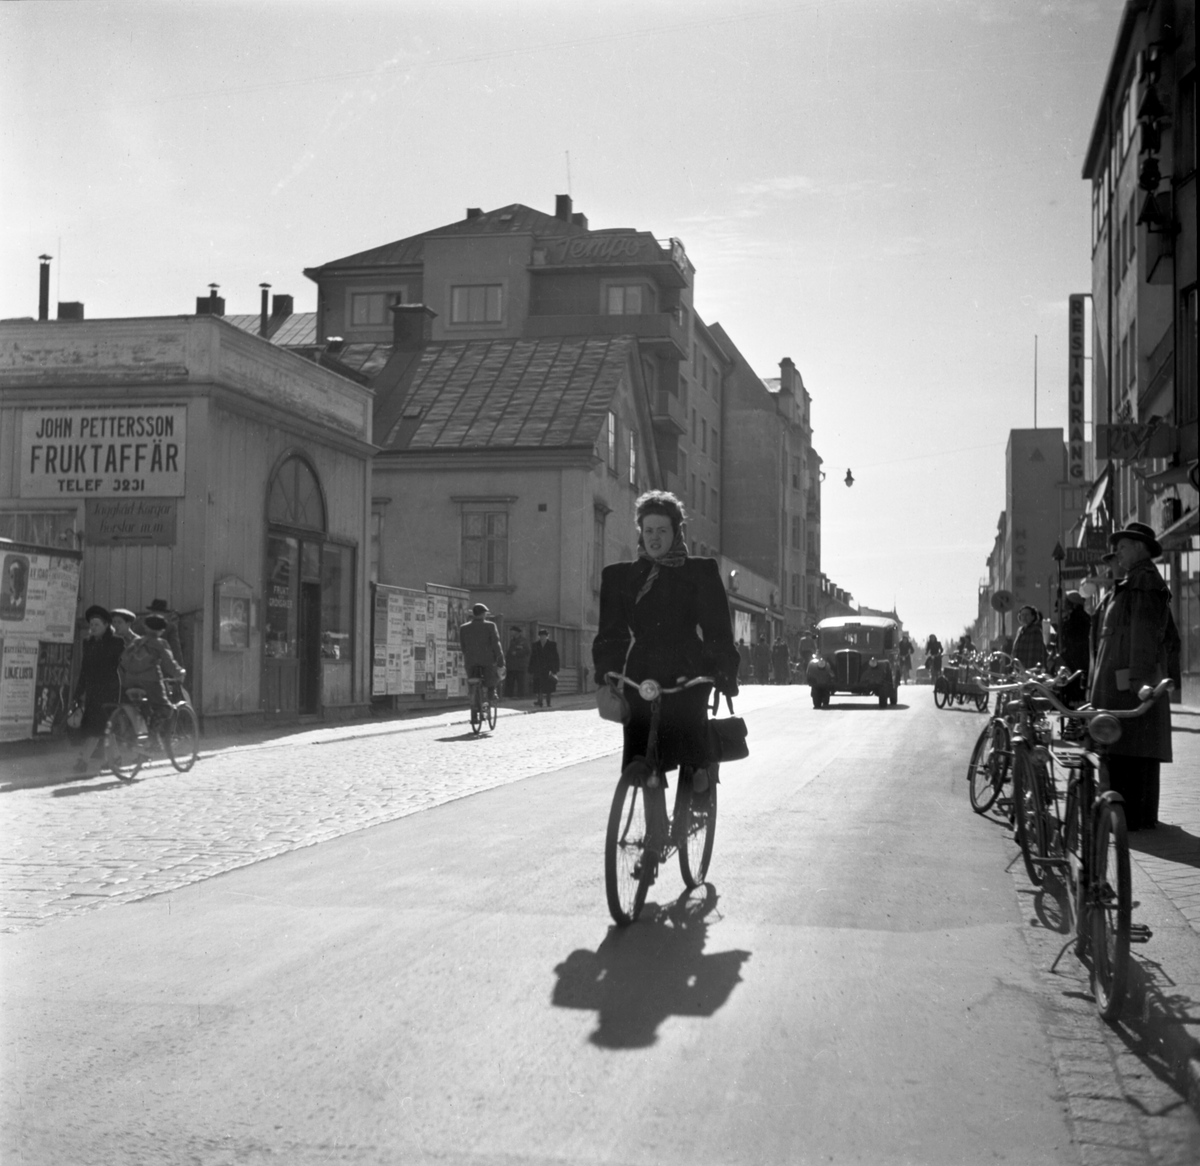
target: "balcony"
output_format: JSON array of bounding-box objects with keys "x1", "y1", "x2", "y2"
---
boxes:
[
  {"x1": 524, "y1": 311, "x2": 688, "y2": 359},
  {"x1": 651, "y1": 388, "x2": 687, "y2": 435}
]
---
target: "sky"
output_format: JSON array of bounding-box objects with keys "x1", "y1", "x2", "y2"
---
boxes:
[{"x1": 0, "y1": 0, "x2": 1126, "y2": 640}]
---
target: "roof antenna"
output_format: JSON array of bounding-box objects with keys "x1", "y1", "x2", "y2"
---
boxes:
[{"x1": 565, "y1": 150, "x2": 572, "y2": 197}]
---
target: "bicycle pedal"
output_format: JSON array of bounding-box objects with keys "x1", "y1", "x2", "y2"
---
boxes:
[{"x1": 1128, "y1": 924, "x2": 1153, "y2": 943}]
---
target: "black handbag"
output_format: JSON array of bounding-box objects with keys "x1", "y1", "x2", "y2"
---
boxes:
[{"x1": 708, "y1": 692, "x2": 749, "y2": 763}]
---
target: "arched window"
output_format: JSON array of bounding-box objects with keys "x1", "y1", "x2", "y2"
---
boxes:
[{"x1": 268, "y1": 456, "x2": 326, "y2": 531}]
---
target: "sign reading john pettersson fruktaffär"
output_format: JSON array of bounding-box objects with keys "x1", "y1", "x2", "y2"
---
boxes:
[
  {"x1": 20, "y1": 405, "x2": 187, "y2": 497},
  {"x1": 1068, "y1": 295, "x2": 1086, "y2": 483}
]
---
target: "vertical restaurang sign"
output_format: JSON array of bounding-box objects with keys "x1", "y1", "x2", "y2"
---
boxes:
[
  {"x1": 1068, "y1": 295, "x2": 1086, "y2": 482},
  {"x1": 20, "y1": 405, "x2": 187, "y2": 497}
]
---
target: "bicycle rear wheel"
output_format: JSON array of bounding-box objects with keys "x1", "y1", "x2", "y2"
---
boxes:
[
  {"x1": 1090, "y1": 797, "x2": 1131, "y2": 1020},
  {"x1": 974, "y1": 691, "x2": 989, "y2": 712},
  {"x1": 676, "y1": 773, "x2": 717, "y2": 889},
  {"x1": 605, "y1": 775, "x2": 651, "y2": 925},
  {"x1": 469, "y1": 690, "x2": 483, "y2": 734},
  {"x1": 106, "y1": 706, "x2": 143, "y2": 781},
  {"x1": 967, "y1": 719, "x2": 1009, "y2": 813},
  {"x1": 166, "y1": 705, "x2": 200, "y2": 772},
  {"x1": 486, "y1": 697, "x2": 497, "y2": 730},
  {"x1": 1012, "y1": 749, "x2": 1048, "y2": 885},
  {"x1": 934, "y1": 681, "x2": 949, "y2": 709}
]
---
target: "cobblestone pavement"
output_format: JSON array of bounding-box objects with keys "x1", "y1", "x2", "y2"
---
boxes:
[{"x1": 0, "y1": 688, "x2": 799, "y2": 934}]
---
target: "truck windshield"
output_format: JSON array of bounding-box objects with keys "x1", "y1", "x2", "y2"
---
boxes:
[{"x1": 820, "y1": 627, "x2": 887, "y2": 654}]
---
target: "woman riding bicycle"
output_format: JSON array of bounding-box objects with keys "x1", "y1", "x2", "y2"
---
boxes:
[{"x1": 592, "y1": 491, "x2": 740, "y2": 798}]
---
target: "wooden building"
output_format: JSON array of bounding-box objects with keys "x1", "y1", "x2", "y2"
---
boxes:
[{"x1": 0, "y1": 315, "x2": 374, "y2": 729}]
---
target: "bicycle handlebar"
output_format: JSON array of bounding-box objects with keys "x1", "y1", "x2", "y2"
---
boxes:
[
  {"x1": 605, "y1": 672, "x2": 715, "y2": 700},
  {"x1": 1021, "y1": 676, "x2": 1172, "y2": 721}
]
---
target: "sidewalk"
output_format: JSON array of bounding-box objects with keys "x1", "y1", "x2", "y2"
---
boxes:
[{"x1": 0, "y1": 691, "x2": 601, "y2": 790}]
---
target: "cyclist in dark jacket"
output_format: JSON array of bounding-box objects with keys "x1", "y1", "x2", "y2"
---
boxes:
[
  {"x1": 459, "y1": 604, "x2": 505, "y2": 701},
  {"x1": 593, "y1": 490, "x2": 739, "y2": 793}
]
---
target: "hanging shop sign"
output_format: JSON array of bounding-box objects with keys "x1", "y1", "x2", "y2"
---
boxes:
[
  {"x1": 84, "y1": 498, "x2": 178, "y2": 545},
  {"x1": 20, "y1": 405, "x2": 187, "y2": 498},
  {"x1": 1096, "y1": 423, "x2": 1175, "y2": 460},
  {"x1": 1067, "y1": 295, "x2": 1087, "y2": 482}
]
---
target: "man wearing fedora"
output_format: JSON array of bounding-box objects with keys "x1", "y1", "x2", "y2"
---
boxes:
[
  {"x1": 459, "y1": 603, "x2": 505, "y2": 704},
  {"x1": 1089, "y1": 522, "x2": 1180, "y2": 831}
]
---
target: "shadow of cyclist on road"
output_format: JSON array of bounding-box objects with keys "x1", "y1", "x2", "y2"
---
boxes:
[{"x1": 551, "y1": 885, "x2": 751, "y2": 1049}]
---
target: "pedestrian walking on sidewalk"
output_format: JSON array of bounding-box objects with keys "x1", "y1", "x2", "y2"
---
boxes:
[
  {"x1": 530, "y1": 627, "x2": 560, "y2": 707},
  {"x1": 69, "y1": 605, "x2": 124, "y2": 774},
  {"x1": 1011, "y1": 605, "x2": 1048, "y2": 672},
  {"x1": 771, "y1": 637, "x2": 791, "y2": 684},
  {"x1": 505, "y1": 627, "x2": 530, "y2": 698},
  {"x1": 1090, "y1": 523, "x2": 1178, "y2": 831},
  {"x1": 753, "y1": 634, "x2": 771, "y2": 684}
]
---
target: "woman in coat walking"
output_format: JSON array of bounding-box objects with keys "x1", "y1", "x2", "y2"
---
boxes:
[
  {"x1": 1010, "y1": 605, "x2": 1048, "y2": 671},
  {"x1": 592, "y1": 490, "x2": 740, "y2": 803},
  {"x1": 70, "y1": 604, "x2": 124, "y2": 774},
  {"x1": 1090, "y1": 523, "x2": 1177, "y2": 830}
]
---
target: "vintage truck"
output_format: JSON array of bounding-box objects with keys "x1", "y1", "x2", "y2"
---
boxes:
[{"x1": 805, "y1": 615, "x2": 901, "y2": 708}]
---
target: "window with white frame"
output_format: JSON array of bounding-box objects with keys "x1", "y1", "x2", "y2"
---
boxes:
[
  {"x1": 462, "y1": 511, "x2": 509, "y2": 586},
  {"x1": 629, "y1": 431, "x2": 638, "y2": 487},
  {"x1": 451, "y1": 284, "x2": 503, "y2": 324},
  {"x1": 606, "y1": 411, "x2": 618, "y2": 473}
]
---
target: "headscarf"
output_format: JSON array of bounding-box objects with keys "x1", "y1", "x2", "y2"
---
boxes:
[{"x1": 634, "y1": 529, "x2": 689, "y2": 604}]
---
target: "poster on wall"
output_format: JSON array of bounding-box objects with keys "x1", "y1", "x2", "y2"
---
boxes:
[
  {"x1": 34, "y1": 642, "x2": 73, "y2": 735},
  {"x1": 427, "y1": 583, "x2": 471, "y2": 697},
  {"x1": 0, "y1": 543, "x2": 82, "y2": 642},
  {"x1": 0, "y1": 639, "x2": 40, "y2": 742}
]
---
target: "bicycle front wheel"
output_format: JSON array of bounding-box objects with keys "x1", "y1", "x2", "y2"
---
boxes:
[
  {"x1": 605, "y1": 775, "x2": 651, "y2": 926},
  {"x1": 1012, "y1": 749, "x2": 1048, "y2": 885},
  {"x1": 1090, "y1": 798, "x2": 1131, "y2": 1020},
  {"x1": 967, "y1": 719, "x2": 1009, "y2": 813},
  {"x1": 934, "y1": 681, "x2": 949, "y2": 709},
  {"x1": 676, "y1": 773, "x2": 717, "y2": 889},
  {"x1": 106, "y1": 706, "x2": 143, "y2": 782},
  {"x1": 166, "y1": 705, "x2": 200, "y2": 772}
]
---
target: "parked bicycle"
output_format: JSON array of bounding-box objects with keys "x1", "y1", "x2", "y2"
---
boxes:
[
  {"x1": 983, "y1": 672, "x2": 1171, "y2": 1019},
  {"x1": 104, "y1": 678, "x2": 199, "y2": 781},
  {"x1": 603, "y1": 672, "x2": 717, "y2": 925}
]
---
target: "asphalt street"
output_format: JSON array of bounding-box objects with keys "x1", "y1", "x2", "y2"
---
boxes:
[{"x1": 2, "y1": 687, "x2": 1198, "y2": 1166}]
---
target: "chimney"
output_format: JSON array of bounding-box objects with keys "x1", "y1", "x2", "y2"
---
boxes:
[
  {"x1": 271, "y1": 293, "x2": 293, "y2": 319},
  {"x1": 259, "y1": 283, "x2": 271, "y2": 337},
  {"x1": 196, "y1": 284, "x2": 225, "y2": 316},
  {"x1": 465, "y1": 207, "x2": 483, "y2": 220},
  {"x1": 555, "y1": 194, "x2": 573, "y2": 222},
  {"x1": 779, "y1": 356, "x2": 798, "y2": 395},
  {"x1": 57, "y1": 302, "x2": 84, "y2": 321},
  {"x1": 391, "y1": 303, "x2": 438, "y2": 351},
  {"x1": 38, "y1": 255, "x2": 51, "y2": 321},
  {"x1": 571, "y1": 212, "x2": 589, "y2": 230}
]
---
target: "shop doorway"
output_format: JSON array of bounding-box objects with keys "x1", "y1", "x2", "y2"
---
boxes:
[{"x1": 261, "y1": 455, "x2": 357, "y2": 718}]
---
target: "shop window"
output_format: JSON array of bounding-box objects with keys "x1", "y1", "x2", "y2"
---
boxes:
[
  {"x1": 451, "y1": 284, "x2": 502, "y2": 324},
  {"x1": 268, "y1": 456, "x2": 326, "y2": 531},
  {"x1": 462, "y1": 511, "x2": 508, "y2": 586},
  {"x1": 0, "y1": 510, "x2": 78, "y2": 548},
  {"x1": 321, "y1": 544, "x2": 355, "y2": 664},
  {"x1": 265, "y1": 534, "x2": 299, "y2": 658}
]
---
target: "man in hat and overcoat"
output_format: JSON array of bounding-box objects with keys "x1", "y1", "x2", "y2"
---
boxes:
[
  {"x1": 529, "y1": 627, "x2": 560, "y2": 708},
  {"x1": 1089, "y1": 523, "x2": 1179, "y2": 830}
]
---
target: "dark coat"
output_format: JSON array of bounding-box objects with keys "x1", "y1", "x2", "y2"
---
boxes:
[
  {"x1": 73, "y1": 629, "x2": 124, "y2": 736},
  {"x1": 1059, "y1": 605, "x2": 1091, "y2": 675},
  {"x1": 593, "y1": 556, "x2": 738, "y2": 772},
  {"x1": 507, "y1": 635, "x2": 531, "y2": 673},
  {"x1": 1011, "y1": 621, "x2": 1048, "y2": 670},
  {"x1": 1089, "y1": 558, "x2": 1174, "y2": 761},
  {"x1": 529, "y1": 638, "x2": 560, "y2": 694},
  {"x1": 752, "y1": 640, "x2": 771, "y2": 681}
]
